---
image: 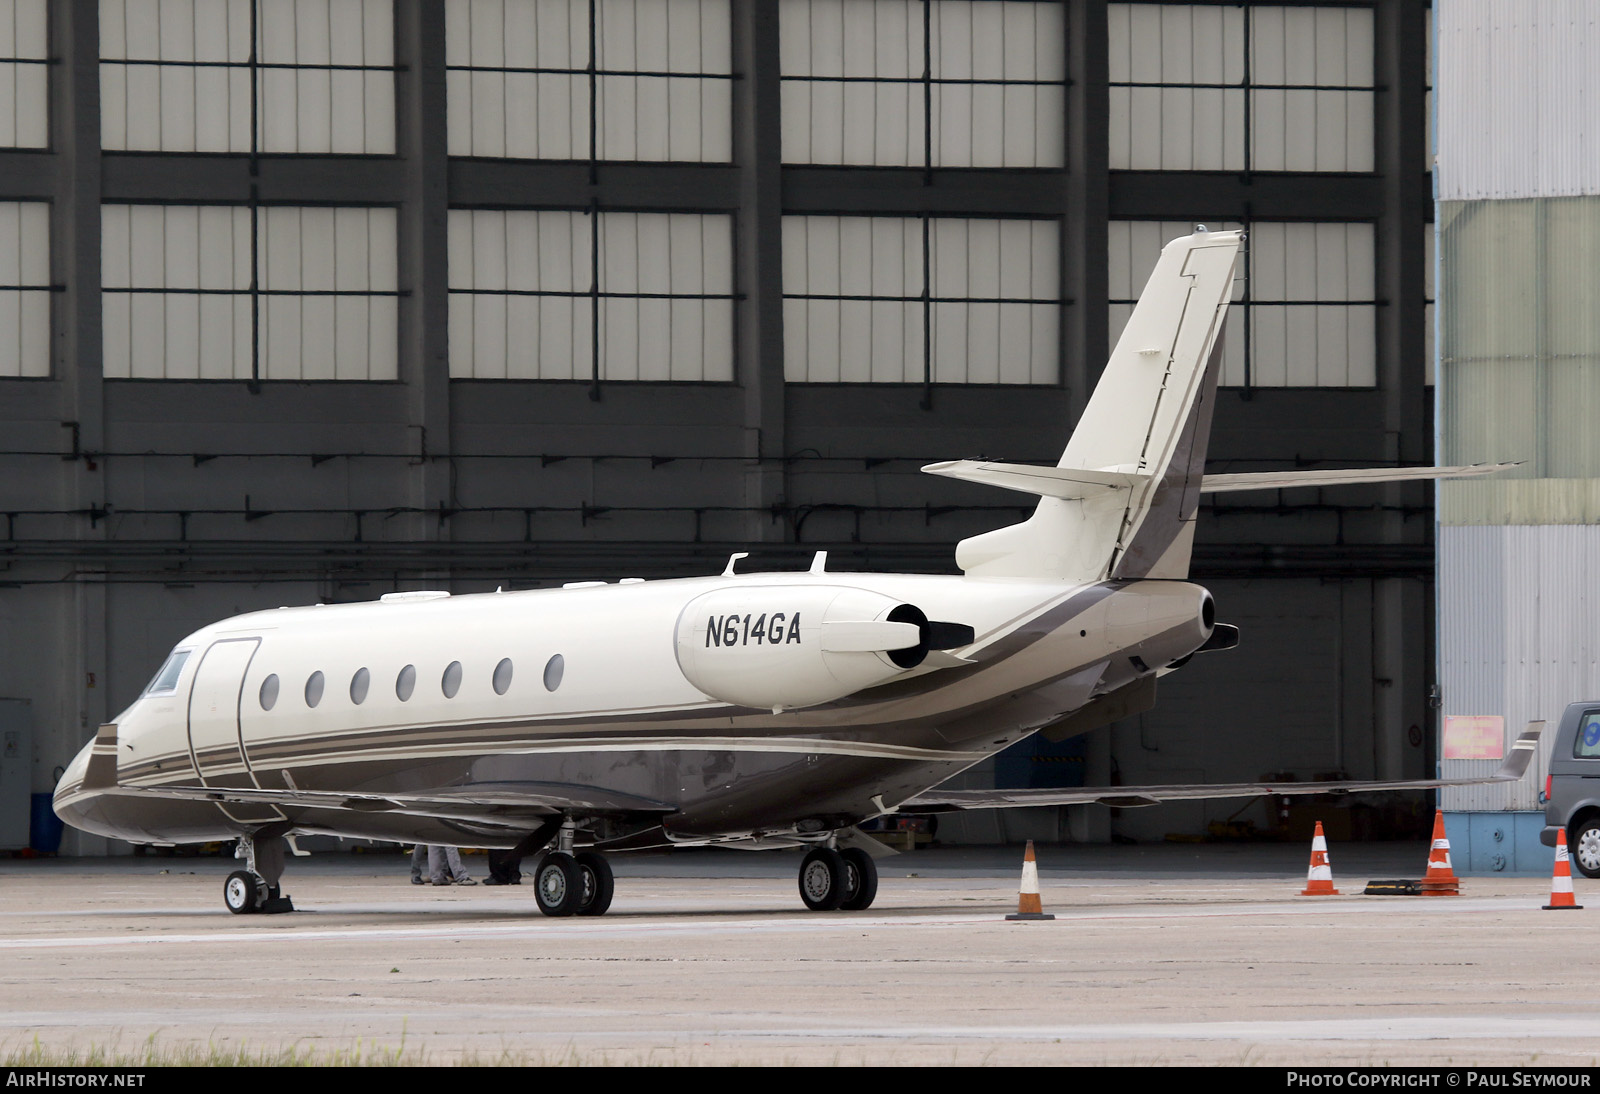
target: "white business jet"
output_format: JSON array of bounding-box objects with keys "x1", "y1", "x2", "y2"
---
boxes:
[{"x1": 53, "y1": 228, "x2": 1531, "y2": 917}]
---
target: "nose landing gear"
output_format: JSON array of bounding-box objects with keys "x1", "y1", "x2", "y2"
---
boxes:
[{"x1": 223, "y1": 831, "x2": 295, "y2": 915}]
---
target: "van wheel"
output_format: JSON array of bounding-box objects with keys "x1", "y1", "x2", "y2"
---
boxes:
[{"x1": 1572, "y1": 819, "x2": 1600, "y2": 879}]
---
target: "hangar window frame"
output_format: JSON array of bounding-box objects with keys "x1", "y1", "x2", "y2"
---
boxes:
[
  {"x1": 99, "y1": 0, "x2": 398, "y2": 155},
  {"x1": 782, "y1": 212, "x2": 1063, "y2": 390},
  {"x1": 101, "y1": 201, "x2": 404, "y2": 382},
  {"x1": 0, "y1": 0, "x2": 48, "y2": 150},
  {"x1": 0, "y1": 200, "x2": 56, "y2": 379},
  {"x1": 445, "y1": 0, "x2": 735, "y2": 165},
  {"x1": 778, "y1": 0, "x2": 1068, "y2": 170},
  {"x1": 447, "y1": 207, "x2": 737, "y2": 391},
  {"x1": 1107, "y1": 1, "x2": 1377, "y2": 174}
]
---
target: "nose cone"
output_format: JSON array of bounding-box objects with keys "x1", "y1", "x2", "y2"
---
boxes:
[{"x1": 52, "y1": 737, "x2": 116, "y2": 840}]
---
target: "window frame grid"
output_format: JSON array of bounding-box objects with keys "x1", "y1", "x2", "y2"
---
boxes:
[
  {"x1": 0, "y1": 199, "x2": 56, "y2": 379},
  {"x1": 445, "y1": 0, "x2": 735, "y2": 169},
  {"x1": 780, "y1": 0, "x2": 1068, "y2": 172},
  {"x1": 0, "y1": 0, "x2": 49, "y2": 150},
  {"x1": 101, "y1": 201, "x2": 403, "y2": 384},
  {"x1": 447, "y1": 206, "x2": 739, "y2": 391},
  {"x1": 99, "y1": 0, "x2": 399, "y2": 156},
  {"x1": 1108, "y1": 2, "x2": 1377, "y2": 176},
  {"x1": 784, "y1": 213, "x2": 1064, "y2": 395}
]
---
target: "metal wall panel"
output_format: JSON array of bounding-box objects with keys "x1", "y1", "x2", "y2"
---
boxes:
[
  {"x1": 1439, "y1": 196, "x2": 1600, "y2": 500},
  {"x1": 1438, "y1": 0, "x2": 1600, "y2": 201},
  {"x1": 1436, "y1": 524, "x2": 1600, "y2": 811}
]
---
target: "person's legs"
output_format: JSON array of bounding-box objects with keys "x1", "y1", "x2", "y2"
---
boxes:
[
  {"x1": 445, "y1": 846, "x2": 475, "y2": 884},
  {"x1": 410, "y1": 844, "x2": 427, "y2": 883}
]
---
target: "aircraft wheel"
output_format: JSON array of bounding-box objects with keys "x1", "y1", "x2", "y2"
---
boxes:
[
  {"x1": 798, "y1": 847, "x2": 847, "y2": 911},
  {"x1": 839, "y1": 847, "x2": 879, "y2": 911},
  {"x1": 574, "y1": 851, "x2": 615, "y2": 917},
  {"x1": 533, "y1": 852, "x2": 584, "y2": 917},
  {"x1": 224, "y1": 870, "x2": 261, "y2": 915}
]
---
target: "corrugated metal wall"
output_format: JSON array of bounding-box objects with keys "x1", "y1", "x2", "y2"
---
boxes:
[
  {"x1": 1437, "y1": 0, "x2": 1600, "y2": 201},
  {"x1": 1434, "y1": 525, "x2": 1600, "y2": 811},
  {"x1": 1435, "y1": 2, "x2": 1600, "y2": 813}
]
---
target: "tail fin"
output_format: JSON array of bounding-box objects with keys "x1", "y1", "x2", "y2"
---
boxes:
[{"x1": 943, "y1": 229, "x2": 1244, "y2": 582}]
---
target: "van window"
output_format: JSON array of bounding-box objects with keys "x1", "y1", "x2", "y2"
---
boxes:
[
  {"x1": 1575, "y1": 712, "x2": 1600, "y2": 758},
  {"x1": 144, "y1": 649, "x2": 192, "y2": 695}
]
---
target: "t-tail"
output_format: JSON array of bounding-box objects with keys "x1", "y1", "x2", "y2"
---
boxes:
[{"x1": 924, "y1": 228, "x2": 1245, "y2": 583}]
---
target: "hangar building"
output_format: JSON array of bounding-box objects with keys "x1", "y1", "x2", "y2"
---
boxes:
[{"x1": 0, "y1": 0, "x2": 1433, "y2": 854}]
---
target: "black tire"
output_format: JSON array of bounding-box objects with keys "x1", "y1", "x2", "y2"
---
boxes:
[
  {"x1": 1572, "y1": 818, "x2": 1600, "y2": 879},
  {"x1": 798, "y1": 847, "x2": 847, "y2": 911},
  {"x1": 533, "y1": 852, "x2": 584, "y2": 917},
  {"x1": 574, "y1": 851, "x2": 615, "y2": 917},
  {"x1": 839, "y1": 847, "x2": 879, "y2": 911},
  {"x1": 224, "y1": 870, "x2": 260, "y2": 915}
]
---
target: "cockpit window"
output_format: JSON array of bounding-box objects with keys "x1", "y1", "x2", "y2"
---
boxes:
[{"x1": 145, "y1": 649, "x2": 192, "y2": 695}]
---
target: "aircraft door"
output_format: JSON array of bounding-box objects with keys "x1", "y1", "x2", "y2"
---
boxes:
[{"x1": 186, "y1": 638, "x2": 285, "y2": 825}]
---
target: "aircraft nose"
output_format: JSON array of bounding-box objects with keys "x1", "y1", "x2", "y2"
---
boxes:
[{"x1": 52, "y1": 739, "x2": 112, "y2": 838}]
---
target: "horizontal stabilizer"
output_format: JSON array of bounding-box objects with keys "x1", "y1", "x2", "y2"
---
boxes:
[
  {"x1": 1200, "y1": 462, "x2": 1517, "y2": 493},
  {"x1": 907, "y1": 721, "x2": 1543, "y2": 812},
  {"x1": 921, "y1": 460, "x2": 1150, "y2": 501}
]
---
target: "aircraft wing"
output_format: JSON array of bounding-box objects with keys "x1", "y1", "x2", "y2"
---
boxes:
[{"x1": 903, "y1": 721, "x2": 1543, "y2": 812}]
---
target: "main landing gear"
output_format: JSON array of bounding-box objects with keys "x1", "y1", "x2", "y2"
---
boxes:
[
  {"x1": 531, "y1": 849, "x2": 615, "y2": 917},
  {"x1": 224, "y1": 832, "x2": 295, "y2": 915},
  {"x1": 798, "y1": 845, "x2": 878, "y2": 911},
  {"x1": 503, "y1": 820, "x2": 616, "y2": 918}
]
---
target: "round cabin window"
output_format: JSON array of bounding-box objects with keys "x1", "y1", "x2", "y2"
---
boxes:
[
  {"x1": 305, "y1": 671, "x2": 325, "y2": 709},
  {"x1": 350, "y1": 667, "x2": 370, "y2": 705},
  {"x1": 258, "y1": 674, "x2": 279, "y2": 711}
]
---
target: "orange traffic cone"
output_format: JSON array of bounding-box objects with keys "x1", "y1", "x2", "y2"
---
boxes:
[
  {"x1": 1418, "y1": 810, "x2": 1460, "y2": 895},
  {"x1": 1300, "y1": 821, "x2": 1341, "y2": 895},
  {"x1": 1544, "y1": 828, "x2": 1584, "y2": 910},
  {"x1": 1005, "y1": 840, "x2": 1056, "y2": 921}
]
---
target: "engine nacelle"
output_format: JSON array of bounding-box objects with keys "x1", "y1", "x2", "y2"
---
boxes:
[{"x1": 675, "y1": 585, "x2": 937, "y2": 710}]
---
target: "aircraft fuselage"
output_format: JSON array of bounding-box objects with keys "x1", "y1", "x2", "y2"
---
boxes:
[{"x1": 55, "y1": 570, "x2": 1214, "y2": 850}]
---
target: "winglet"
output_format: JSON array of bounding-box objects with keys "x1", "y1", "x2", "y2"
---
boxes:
[
  {"x1": 82, "y1": 723, "x2": 120, "y2": 791},
  {"x1": 1495, "y1": 720, "x2": 1544, "y2": 781}
]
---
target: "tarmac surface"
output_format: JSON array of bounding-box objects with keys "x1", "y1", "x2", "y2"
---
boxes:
[{"x1": 1, "y1": 841, "x2": 1597, "y2": 1066}]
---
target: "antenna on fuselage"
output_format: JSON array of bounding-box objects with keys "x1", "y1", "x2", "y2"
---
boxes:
[
  {"x1": 810, "y1": 551, "x2": 828, "y2": 573},
  {"x1": 722, "y1": 552, "x2": 749, "y2": 576}
]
